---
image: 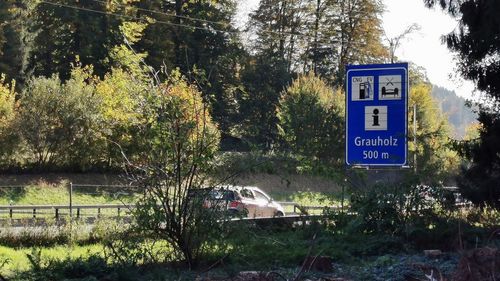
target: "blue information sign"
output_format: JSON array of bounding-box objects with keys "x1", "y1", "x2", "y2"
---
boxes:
[{"x1": 346, "y1": 63, "x2": 408, "y2": 167}]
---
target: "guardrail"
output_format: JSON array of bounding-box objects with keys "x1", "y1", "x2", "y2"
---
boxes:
[
  {"x1": 0, "y1": 202, "x2": 338, "y2": 220},
  {"x1": 0, "y1": 204, "x2": 134, "y2": 219},
  {"x1": 0, "y1": 183, "x2": 340, "y2": 222}
]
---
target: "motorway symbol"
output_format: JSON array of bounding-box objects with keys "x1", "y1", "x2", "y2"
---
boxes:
[{"x1": 345, "y1": 63, "x2": 408, "y2": 167}]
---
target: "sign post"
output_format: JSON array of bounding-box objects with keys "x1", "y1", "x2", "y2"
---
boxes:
[{"x1": 345, "y1": 63, "x2": 408, "y2": 168}]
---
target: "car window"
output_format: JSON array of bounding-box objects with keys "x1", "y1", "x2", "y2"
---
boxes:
[
  {"x1": 253, "y1": 190, "x2": 270, "y2": 201},
  {"x1": 240, "y1": 189, "x2": 254, "y2": 199},
  {"x1": 209, "y1": 190, "x2": 235, "y2": 201},
  {"x1": 222, "y1": 190, "x2": 235, "y2": 201}
]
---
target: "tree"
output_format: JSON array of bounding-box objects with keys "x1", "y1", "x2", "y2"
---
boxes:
[
  {"x1": 95, "y1": 68, "x2": 146, "y2": 168},
  {"x1": 457, "y1": 112, "x2": 500, "y2": 207},
  {"x1": 0, "y1": 74, "x2": 18, "y2": 165},
  {"x1": 28, "y1": 0, "x2": 144, "y2": 80},
  {"x1": 127, "y1": 70, "x2": 223, "y2": 269},
  {"x1": 136, "y1": 0, "x2": 243, "y2": 140},
  {"x1": 0, "y1": 0, "x2": 35, "y2": 88},
  {"x1": 410, "y1": 81, "x2": 459, "y2": 183},
  {"x1": 333, "y1": 0, "x2": 388, "y2": 84},
  {"x1": 277, "y1": 73, "x2": 345, "y2": 164},
  {"x1": 424, "y1": 0, "x2": 500, "y2": 206},
  {"x1": 385, "y1": 23, "x2": 421, "y2": 64}
]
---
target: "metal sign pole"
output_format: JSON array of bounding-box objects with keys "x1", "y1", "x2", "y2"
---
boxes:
[{"x1": 413, "y1": 104, "x2": 417, "y2": 173}]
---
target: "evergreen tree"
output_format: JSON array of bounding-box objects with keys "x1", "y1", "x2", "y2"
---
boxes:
[
  {"x1": 28, "y1": 0, "x2": 141, "y2": 79},
  {"x1": 0, "y1": 0, "x2": 34, "y2": 88},
  {"x1": 424, "y1": 0, "x2": 500, "y2": 206}
]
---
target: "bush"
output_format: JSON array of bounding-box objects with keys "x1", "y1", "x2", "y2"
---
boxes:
[
  {"x1": 277, "y1": 73, "x2": 345, "y2": 166},
  {"x1": 126, "y1": 70, "x2": 227, "y2": 269},
  {"x1": 16, "y1": 66, "x2": 102, "y2": 170},
  {"x1": 348, "y1": 180, "x2": 451, "y2": 237}
]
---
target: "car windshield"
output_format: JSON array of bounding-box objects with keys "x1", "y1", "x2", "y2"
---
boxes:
[{"x1": 253, "y1": 190, "x2": 270, "y2": 201}]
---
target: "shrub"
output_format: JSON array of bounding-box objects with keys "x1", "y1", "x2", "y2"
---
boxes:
[
  {"x1": 126, "y1": 70, "x2": 226, "y2": 269},
  {"x1": 277, "y1": 73, "x2": 345, "y2": 166},
  {"x1": 16, "y1": 66, "x2": 102, "y2": 170},
  {"x1": 348, "y1": 180, "x2": 452, "y2": 237}
]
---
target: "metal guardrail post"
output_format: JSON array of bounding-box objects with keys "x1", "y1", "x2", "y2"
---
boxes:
[{"x1": 69, "y1": 182, "x2": 73, "y2": 218}]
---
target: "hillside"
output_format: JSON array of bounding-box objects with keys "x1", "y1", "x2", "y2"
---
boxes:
[{"x1": 431, "y1": 85, "x2": 478, "y2": 139}]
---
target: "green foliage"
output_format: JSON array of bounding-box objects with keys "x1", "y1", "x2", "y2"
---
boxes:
[
  {"x1": 424, "y1": 0, "x2": 500, "y2": 208},
  {"x1": 278, "y1": 73, "x2": 345, "y2": 165},
  {"x1": 215, "y1": 151, "x2": 346, "y2": 181},
  {"x1": 238, "y1": 56, "x2": 292, "y2": 149},
  {"x1": 431, "y1": 85, "x2": 478, "y2": 139},
  {"x1": 248, "y1": 0, "x2": 388, "y2": 85},
  {"x1": 457, "y1": 111, "x2": 500, "y2": 208},
  {"x1": 94, "y1": 67, "x2": 147, "y2": 168},
  {"x1": 0, "y1": 74, "x2": 18, "y2": 164},
  {"x1": 128, "y1": 70, "x2": 224, "y2": 269},
  {"x1": 17, "y1": 65, "x2": 102, "y2": 169},
  {"x1": 409, "y1": 74, "x2": 460, "y2": 183},
  {"x1": 28, "y1": 0, "x2": 143, "y2": 79},
  {"x1": 348, "y1": 180, "x2": 453, "y2": 236},
  {"x1": 0, "y1": 0, "x2": 33, "y2": 88}
]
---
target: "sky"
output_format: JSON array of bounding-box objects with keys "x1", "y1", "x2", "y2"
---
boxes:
[{"x1": 236, "y1": 0, "x2": 476, "y2": 99}]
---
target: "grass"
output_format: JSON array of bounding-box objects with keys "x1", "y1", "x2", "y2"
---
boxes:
[
  {"x1": 270, "y1": 190, "x2": 349, "y2": 214},
  {"x1": 271, "y1": 190, "x2": 347, "y2": 206},
  {"x1": 0, "y1": 182, "x2": 139, "y2": 206},
  {"x1": 0, "y1": 181, "x2": 139, "y2": 219},
  {"x1": 0, "y1": 244, "x2": 104, "y2": 276}
]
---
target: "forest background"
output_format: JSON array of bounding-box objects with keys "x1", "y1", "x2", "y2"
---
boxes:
[{"x1": 0, "y1": 0, "x2": 480, "y2": 189}]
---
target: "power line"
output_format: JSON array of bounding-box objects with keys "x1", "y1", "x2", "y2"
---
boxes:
[
  {"x1": 88, "y1": 0, "x2": 232, "y2": 28},
  {"x1": 39, "y1": 1, "x2": 234, "y2": 35}
]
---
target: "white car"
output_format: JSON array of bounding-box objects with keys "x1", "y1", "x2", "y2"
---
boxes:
[{"x1": 204, "y1": 186, "x2": 285, "y2": 218}]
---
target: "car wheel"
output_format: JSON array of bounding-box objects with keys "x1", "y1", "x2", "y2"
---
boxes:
[{"x1": 275, "y1": 211, "x2": 284, "y2": 217}]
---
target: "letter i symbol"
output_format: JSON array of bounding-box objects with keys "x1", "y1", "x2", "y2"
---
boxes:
[{"x1": 372, "y1": 109, "x2": 380, "y2": 126}]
